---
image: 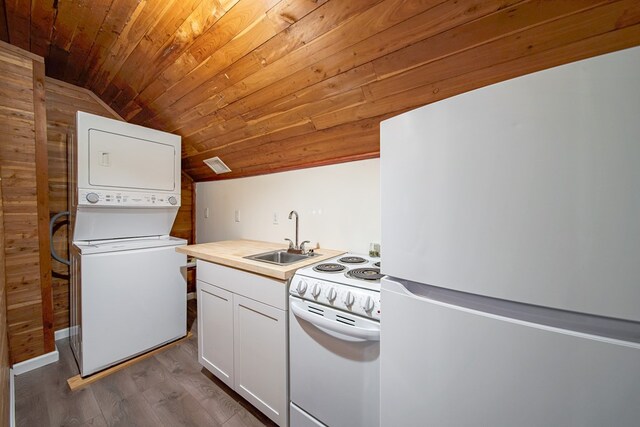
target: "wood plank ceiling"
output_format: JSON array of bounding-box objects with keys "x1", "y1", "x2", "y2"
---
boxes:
[{"x1": 1, "y1": 0, "x2": 640, "y2": 180}]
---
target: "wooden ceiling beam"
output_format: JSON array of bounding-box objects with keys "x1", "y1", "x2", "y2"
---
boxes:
[
  {"x1": 0, "y1": 0, "x2": 8, "y2": 42},
  {"x1": 29, "y1": 0, "x2": 56, "y2": 57},
  {"x1": 158, "y1": 0, "x2": 518, "y2": 140},
  {"x1": 46, "y1": 0, "x2": 88, "y2": 79},
  {"x1": 371, "y1": 0, "x2": 612, "y2": 80},
  {"x1": 184, "y1": 0, "x2": 626, "y2": 153},
  {"x1": 364, "y1": 0, "x2": 640, "y2": 105},
  {"x1": 4, "y1": 0, "x2": 29, "y2": 50},
  {"x1": 76, "y1": 0, "x2": 141, "y2": 86},
  {"x1": 183, "y1": 2, "x2": 639, "y2": 164},
  {"x1": 171, "y1": 0, "x2": 521, "y2": 155},
  {"x1": 126, "y1": 0, "x2": 283, "y2": 123},
  {"x1": 102, "y1": 0, "x2": 215, "y2": 106},
  {"x1": 62, "y1": 0, "x2": 114, "y2": 84},
  {"x1": 131, "y1": 0, "x2": 383, "y2": 125},
  {"x1": 174, "y1": 62, "x2": 377, "y2": 142},
  {"x1": 138, "y1": 0, "x2": 334, "y2": 123},
  {"x1": 185, "y1": 19, "x2": 640, "y2": 180},
  {"x1": 182, "y1": 113, "x2": 389, "y2": 166},
  {"x1": 184, "y1": 114, "x2": 385, "y2": 180},
  {"x1": 88, "y1": 0, "x2": 178, "y2": 94}
]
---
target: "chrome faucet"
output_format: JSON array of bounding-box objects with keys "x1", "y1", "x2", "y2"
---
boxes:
[{"x1": 286, "y1": 210, "x2": 310, "y2": 254}]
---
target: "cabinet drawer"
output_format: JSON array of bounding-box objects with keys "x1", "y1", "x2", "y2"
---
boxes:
[{"x1": 197, "y1": 260, "x2": 288, "y2": 310}]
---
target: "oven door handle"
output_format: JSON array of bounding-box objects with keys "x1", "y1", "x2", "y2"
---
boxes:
[{"x1": 291, "y1": 300, "x2": 380, "y2": 341}]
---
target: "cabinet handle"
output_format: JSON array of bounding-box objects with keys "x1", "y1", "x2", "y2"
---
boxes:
[{"x1": 291, "y1": 300, "x2": 380, "y2": 341}]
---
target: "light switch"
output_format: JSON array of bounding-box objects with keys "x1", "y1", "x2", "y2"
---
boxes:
[
  {"x1": 273, "y1": 212, "x2": 278, "y2": 225},
  {"x1": 204, "y1": 207, "x2": 210, "y2": 218},
  {"x1": 235, "y1": 209, "x2": 240, "y2": 222}
]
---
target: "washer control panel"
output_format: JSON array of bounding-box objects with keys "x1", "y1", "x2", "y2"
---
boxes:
[
  {"x1": 78, "y1": 190, "x2": 180, "y2": 207},
  {"x1": 290, "y1": 276, "x2": 381, "y2": 320}
]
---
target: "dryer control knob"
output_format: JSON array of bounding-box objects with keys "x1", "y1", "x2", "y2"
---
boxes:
[
  {"x1": 296, "y1": 279, "x2": 308, "y2": 295},
  {"x1": 86, "y1": 192, "x2": 99, "y2": 203},
  {"x1": 168, "y1": 196, "x2": 178, "y2": 205},
  {"x1": 311, "y1": 283, "x2": 321, "y2": 298},
  {"x1": 344, "y1": 291, "x2": 355, "y2": 307},
  {"x1": 326, "y1": 288, "x2": 337, "y2": 302}
]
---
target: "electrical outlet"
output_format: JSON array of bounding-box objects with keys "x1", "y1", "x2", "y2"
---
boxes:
[
  {"x1": 234, "y1": 209, "x2": 240, "y2": 222},
  {"x1": 273, "y1": 212, "x2": 279, "y2": 225}
]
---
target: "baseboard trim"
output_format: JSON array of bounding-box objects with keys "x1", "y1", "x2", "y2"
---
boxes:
[
  {"x1": 12, "y1": 346, "x2": 59, "y2": 375},
  {"x1": 10, "y1": 368, "x2": 15, "y2": 427},
  {"x1": 55, "y1": 327, "x2": 70, "y2": 341},
  {"x1": 187, "y1": 292, "x2": 196, "y2": 301}
]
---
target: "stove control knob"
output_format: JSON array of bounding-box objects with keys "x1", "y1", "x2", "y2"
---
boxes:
[
  {"x1": 363, "y1": 296, "x2": 375, "y2": 313},
  {"x1": 344, "y1": 291, "x2": 355, "y2": 308},
  {"x1": 86, "y1": 192, "x2": 99, "y2": 204},
  {"x1": 296, "y1": 279, "x2": 308, "y2": 295},
  {"x1": 311, "y1": 283, "x2": 321, "y2": 299},
  {"x1": 326, "y1": 287, "x2": 337, "y2": 303}
]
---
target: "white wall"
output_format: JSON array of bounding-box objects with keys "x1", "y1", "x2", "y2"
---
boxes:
[{"x1": 196, "y1": 159, "x2": 380, "y2": 254}]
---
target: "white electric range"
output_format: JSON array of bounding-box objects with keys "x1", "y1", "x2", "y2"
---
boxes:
[{"x1": 289, "y1": 253, "x2": 382, "y2": 427}]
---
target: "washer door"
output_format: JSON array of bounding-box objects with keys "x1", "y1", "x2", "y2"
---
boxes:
[{"x1": 80, "y1": 244, "x2": 186, "y2": 376}]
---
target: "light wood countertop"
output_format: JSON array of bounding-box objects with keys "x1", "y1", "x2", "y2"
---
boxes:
[{"x1": 176, "y1": 240, "x2": 346, "y2": 281}]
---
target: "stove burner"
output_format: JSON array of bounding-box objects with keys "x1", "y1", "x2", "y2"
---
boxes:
[
  {"x1": 313, "y1": 263, "x2": 347, "y2": 273},
  {"x1": 347, "y1": 268, "x2": 383, "y2": 281},
  {"x1": 338, "y1": 256, "x2": 367, "y2": 264},
  {"x1": 373, "y1": 261, "x2": 380, "y2": 268}
]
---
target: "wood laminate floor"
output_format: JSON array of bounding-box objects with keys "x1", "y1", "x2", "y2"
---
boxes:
[{"x1": 15, "y1": 300, "x2": 277, "y2": 427}]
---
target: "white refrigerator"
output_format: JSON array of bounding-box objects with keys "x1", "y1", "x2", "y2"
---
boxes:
[{"x1": 380, "y1": 46, "x2": 640, "y2": 426}]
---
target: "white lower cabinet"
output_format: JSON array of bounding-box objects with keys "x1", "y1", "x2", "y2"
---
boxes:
[
  {"x1": 234, "y1": 294, "x2": 287, "y2": 424},
  {"x1": 197, "y1": 281, "x2": 234, "y2": 388},
  {"x1": 196, "y1": 260, "x2": 289, "y2": 426}
]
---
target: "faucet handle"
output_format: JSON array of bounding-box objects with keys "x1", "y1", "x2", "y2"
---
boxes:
[
  {"x1": 284, "y1": 238, "x2": 294, "y2": 249},
  {"x1": 300, "y1": 240, "x2": 311, "y2": 253}
]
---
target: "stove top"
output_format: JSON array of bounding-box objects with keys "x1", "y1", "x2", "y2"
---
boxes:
[
  {"x1": 347, "y1": 267, "x2": 384, "y2": 281},
  {"x1": 313, "y1": 263, "x2": 347, "y2": 273},
  {"x1": 295, "y1": 252, "x2": 382, "y2": 292},
  {"x1": 292, "y1": 252, "x2": 382, "y2": 320},
  {"x1": 338, "y1": 256, "x2": 368, "y2": 264}
]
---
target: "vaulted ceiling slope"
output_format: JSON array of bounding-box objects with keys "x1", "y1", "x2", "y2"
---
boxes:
[{"x1": 1, "y1": 0, "x2": 639, "y2": 180}]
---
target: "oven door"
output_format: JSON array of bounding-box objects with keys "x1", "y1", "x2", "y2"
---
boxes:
[{"x1": 289, "y1": 296, "x2": 380, "y2": 427}]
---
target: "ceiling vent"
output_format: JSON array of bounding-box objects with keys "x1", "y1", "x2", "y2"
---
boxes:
[{"x1": 203, "y1": 156, "x2": 231, "y2": 174}]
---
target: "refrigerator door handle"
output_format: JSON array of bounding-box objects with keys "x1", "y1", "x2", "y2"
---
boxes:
[
  {"x1": 383, "y1": 277, "x2": 640, "y2": 347},
  {"x1": 291, "y1": 300, "x2": 380, "y2": 341}
]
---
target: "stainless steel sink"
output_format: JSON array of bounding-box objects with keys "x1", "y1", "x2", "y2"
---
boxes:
[{"x1": 245, "y1": 250, "x2": 319, "y2": 266}]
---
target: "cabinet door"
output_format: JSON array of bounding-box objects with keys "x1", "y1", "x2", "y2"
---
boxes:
[
  {"x1": 233, "y1": 295, "x2": 287, "y2": 427},
  {"x1": 197, "y1": 280, "x2": 234, "y2": 388}
]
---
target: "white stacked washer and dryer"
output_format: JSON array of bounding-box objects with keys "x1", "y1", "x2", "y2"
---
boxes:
[{"x1": 68, "y1": 111, "x2": 187, "y2": 377}]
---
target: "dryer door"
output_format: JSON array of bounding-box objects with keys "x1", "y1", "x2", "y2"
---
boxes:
[{"x1": 88, "y1": 128, "x2": 176, "y2": 191}]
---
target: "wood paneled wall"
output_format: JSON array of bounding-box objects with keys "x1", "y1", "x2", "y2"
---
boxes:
[
  {"x1": 0, "y1": 183, "x2": 9, "y2": 427},
  {"x1": 46, "y1": 78, "x2": 196, "y2": 329},
  {"x1": 0, "y1": 40, "x2": 53, "y2": 364},
  {"x1": 45, "y1": 77, "x2": 124, "y2": 330}
]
